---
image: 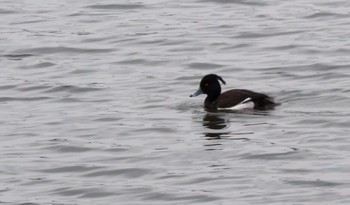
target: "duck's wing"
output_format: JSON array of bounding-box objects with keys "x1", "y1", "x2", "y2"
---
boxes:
[{"x1": 217, "y1": 89, "x2": 275, "y2": 109}]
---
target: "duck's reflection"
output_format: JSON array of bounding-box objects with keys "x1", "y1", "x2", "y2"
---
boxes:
[
  {"x1": 202, "y1": 113, "x2": 227, "y2": 129},
  {"x1": 202, "y1": 113, "x2": 230, "y2": 140}
]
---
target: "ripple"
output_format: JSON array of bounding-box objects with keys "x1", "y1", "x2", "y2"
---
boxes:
[
  {"x1": 257, "y1": 63, "x2": 349, "y2": 72},
  {"x1": 44, "y1": 85, "x2": 103, "y2": 94},
  {"x1": 86, "y1": 4, "x2": 145, "y2": 10},
  {"x1": 13, "y1": 47, "x2": 113, "y2": 55},
  {"x1": 188, "y1": 62, "x2": 224, "y2": 69},
  {"x1": 81, "y1": 191, "x2": 116, "y2": 198},
  {"x1": 17, "y1": 85, "x2": 51, "y2": 92},
  {"x1": 264, "y1": 45, "x2": 300, "y2": 51},
  {"x1": 69, "y1": 69, "x2": 98, "y2": 74},
  {"x1": 167, "y1": 46, "x2": 203, "y2": 52},
  {"x1": 116, "y1": 59, "x2": 166, "y2": 65},
  {"x1": 244, "y1": 150, "x2": 302, "y2": 160},
  {"x1": 140, "y1": 191, "x2": 221, "y2": 203},
  {"x1": 2, "y1": 54, "x2": 35, "y2": 60},
  {"x1": 200, "y1": 0, "x2": 267, "y2": 6},
  {"x1": 93, "y1": 117, "x2": 122, "y2": 122},
  {"x1": 16, "y1": 203, "x2": 40, "y2": 205},
  {"x1": 284, "y1": 179, "x2": 343, "y2": 187},
  {"x1": 84, "y1": 168, "x2": 151, "y2": 178},
  {"x1": 304, "y1": 12, "x2": 347, "y2": 19},
  {"x1": 104, "y1": 147, "x2": 129, "y2": 152},
  {"x1": 55, "y1": 97, "x2": 83, "y2": 103},
  {"x1": 0, "y1": 9, "x2": 17, "y2": 14},
  {"x1": 46, "y1": 145, "x2": 95, "y2": 153},
  {"x1": 53, "y1": 187, "x2": 114, "y2": 198},
  {"x1": 235, "y1": 30, "x2": 303, "y2": 39},
  {"x1": 0, "y1": 97, "x2": 50, "y2": 102},
  {"x1": 81, "y1": 36, "x2": 115, "y2": 43},
  {"x1": 41, "y1": 165, "x2": 102, "y2": 173},
  {"x1": 280, "y1": 168, "x2": 313, "y2": 173},
  {"x1": 19, "y1": 62, "x2": 56, "y2": 69},
  {"x1": 130, "y1": 127, "x2": 177, "y2": 134},
  {"x1": 0, "y1": 85, "x2": 17, "y2": 90}
]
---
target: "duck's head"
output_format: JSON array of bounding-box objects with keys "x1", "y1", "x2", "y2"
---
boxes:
[{"x1": 190, "y1": 74, "x2": 226, "y2": 99}]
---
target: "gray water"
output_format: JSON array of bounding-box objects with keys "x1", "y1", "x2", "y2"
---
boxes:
[{"x1": 1, "y1": 0, "x2": 350, "y2": 204}]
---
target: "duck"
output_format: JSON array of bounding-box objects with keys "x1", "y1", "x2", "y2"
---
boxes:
[{"x1": 190, "y1": 74, "x2": 278, "y2": 111}]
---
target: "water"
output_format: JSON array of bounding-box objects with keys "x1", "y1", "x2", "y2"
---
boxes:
[{"x1": 1, "y1": 0, "x2": 350, "y2": 204}]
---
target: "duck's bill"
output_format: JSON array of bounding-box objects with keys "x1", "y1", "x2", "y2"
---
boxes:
[{"x1": 190, "y1": 88, "x2": 203, "y2": 97}]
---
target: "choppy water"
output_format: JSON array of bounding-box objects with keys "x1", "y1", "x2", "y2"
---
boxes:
[{"x1": 1, "y1": 0, "x2": 350, "y2": 204}]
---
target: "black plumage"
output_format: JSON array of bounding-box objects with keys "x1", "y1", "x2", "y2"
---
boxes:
[{"x1": 191, "y1": 74, "x2": 277, "y2": 110}]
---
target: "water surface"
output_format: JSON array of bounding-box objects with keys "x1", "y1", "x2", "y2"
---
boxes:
[{"x1": 1, "y1": 0, "x2": 350, "y2": 204}]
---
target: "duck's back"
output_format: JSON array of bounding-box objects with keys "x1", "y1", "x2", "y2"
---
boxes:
[{"x1": 217, "y1": 89, "x2": 275, "y2": 109}]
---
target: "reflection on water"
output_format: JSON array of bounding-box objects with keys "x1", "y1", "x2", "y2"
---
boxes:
[
  {"x1": 202, "y1": 113, "x2": 230, "y2": 139},
  {"x1": 201, "y1": 110, "x2": 269, "y2": 140},
  {"x1": 202, "y1": 113, "x2": 228, "y2": 130}
]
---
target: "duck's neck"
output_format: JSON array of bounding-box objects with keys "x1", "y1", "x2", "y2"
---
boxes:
[
  {"x1": 204, "y1": 82, "x2": 221, "y2": 109},
  {"x1": 204, "y1": 95, "x2": 219, "y2": 110}
]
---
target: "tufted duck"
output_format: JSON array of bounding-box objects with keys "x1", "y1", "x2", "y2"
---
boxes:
[{"x1": 190, "y1": 74, "x2": 278, "y2": 111}]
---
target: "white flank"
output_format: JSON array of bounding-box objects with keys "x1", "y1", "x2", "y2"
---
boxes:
[{"x1": 219, "y1": 98, "x2": 255, "y2": 111}]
